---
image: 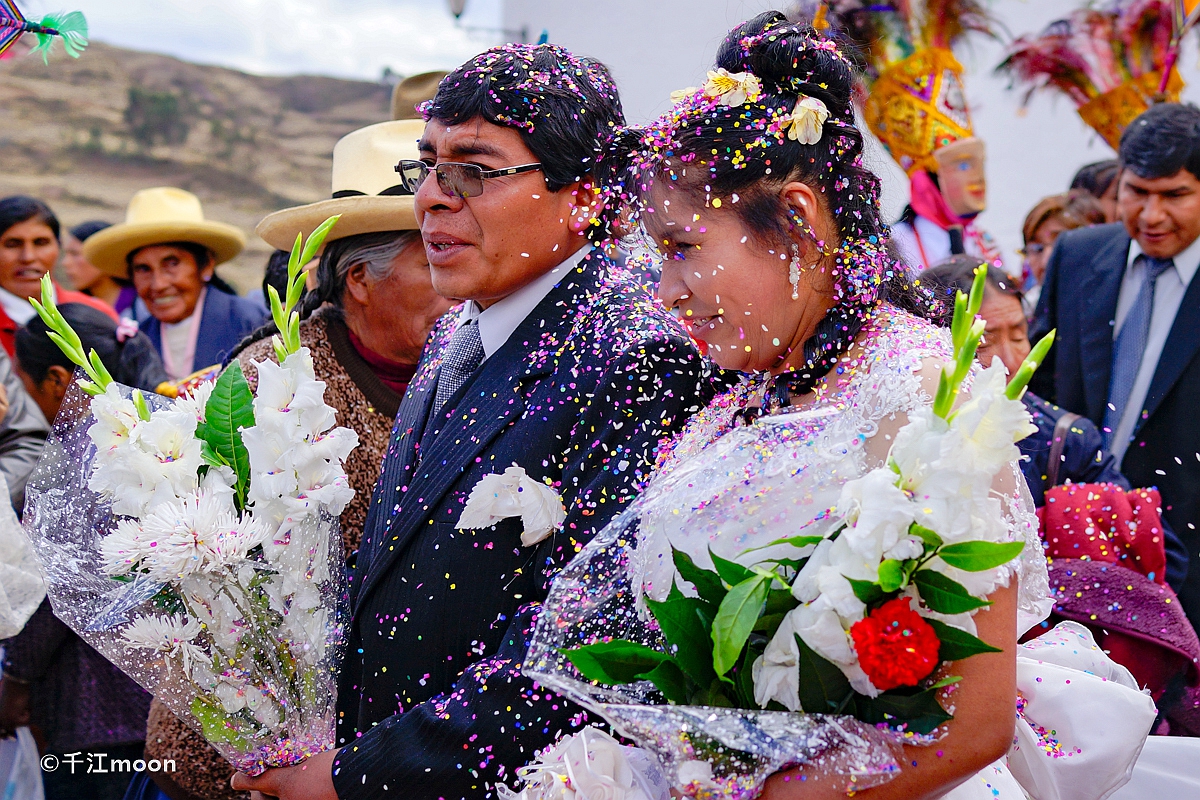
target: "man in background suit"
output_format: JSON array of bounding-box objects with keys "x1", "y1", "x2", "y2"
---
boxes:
[
  {"x1": 233, "y1": 44, "x2": 714, "y2": 800},
  {"x1": 1031, "y1": 102, "x2": 1200, "y2": 625}
]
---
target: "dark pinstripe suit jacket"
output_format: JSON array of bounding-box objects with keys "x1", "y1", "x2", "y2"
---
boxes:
[{"x1": 332, "y1": 250, "x2": 716, "y2": 799}]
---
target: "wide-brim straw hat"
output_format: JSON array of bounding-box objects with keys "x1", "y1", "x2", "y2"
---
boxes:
[
  {"x1": 83, "y1": 187, "x2": 246, "y2": 279},
  {"x1": 256, "y1": 119, "x2": 424, "y2": 251},
  {"x1": 392, "y1": 71, "x2": 446, "y2": 120}
]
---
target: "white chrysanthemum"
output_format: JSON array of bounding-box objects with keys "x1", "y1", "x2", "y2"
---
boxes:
[
  {"x1": 99, "y1": 518, "x2": 155, "y2": 576},
  {"x1": 134, "y1": 491, "x2": 269, "y2": 580},
  {"x1": 121, "y1": 614, "x2": 207, "y2": 677}
]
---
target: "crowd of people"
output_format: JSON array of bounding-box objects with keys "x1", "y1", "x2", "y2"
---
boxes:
[{"x1": 0, "y1": 6, "x2": 1199, "y2": 800}]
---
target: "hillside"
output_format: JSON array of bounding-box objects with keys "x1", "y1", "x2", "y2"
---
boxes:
[{"x1": 0, "y1": 41, "x2": 395, "y2": 293}]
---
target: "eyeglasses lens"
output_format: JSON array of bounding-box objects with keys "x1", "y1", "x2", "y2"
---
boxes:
[{"x1": 436, "y1": 164, "x2": 484, "y2": 199}]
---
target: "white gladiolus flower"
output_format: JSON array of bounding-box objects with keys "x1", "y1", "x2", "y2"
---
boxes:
[
  {"x1": 753, "y1": 608, "x2": 803, "y2": 710},
  {"x1": 172, "y1": 381, "x2": 214, "y2": 424},
  {"x1": 121, "y1": 614, "x2": 206, "y2": 677},
  {"x1": 87, "y1": 384, "x2": 140, "y2": 452},
  {"x1": 793, "y1": 596, "x2": 878, "y2": 697},
  {"x1": 836, "y1": 469, "x2": 916, "y2": 563},
  {"x1": 501, "y1": 727, "x2": 657, "y2": 800},
  {"x1": 457, "y1": 466, "x2": 566, "y2": 546}
]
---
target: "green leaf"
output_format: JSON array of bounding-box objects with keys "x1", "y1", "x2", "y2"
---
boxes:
[
  {"x1": 913, "y1": 570, "x2": 991, "y2": 615},
  {"x1": 672, "y1": 547, "x2": 726, "y2": 607},
  {"x1": 563, "y1": 640, "x2": 671, "y2": 685},
  {"x1": 937, "y1": 541, "x2": 1025, "y2": 572},
  {"x1": 733, "y1": 642, "x2": 761, "y2": 708},
  {"x1": 927, "y1": 619, "x2": 1003, "y2": 662},
  {"x1": 709, "y1": 548, "x2": 753, "y2": 588},
  {"x1": 932, "y1": 675, "x2": 962, "y2": 689},
  {"x1": 711, "y1": 574, "x2": 769, "y2": 676},
  {"x1": 853, "y1": 685, "x2": 952, "y2": 734},
  {"x1": 909, "y1": 523, "x2": 943, "y2": 551},
  {"x1": 694, "y1": 678, "x2": 735, "y2": 707},
  {"x1": 795, "y1": 634, "x2": 853, "y2": 713},
  {"x1": 877, "y1": 559, "x2": 906, "y2": 593},
  {"x1": 764, "y1": 587, "x2": 799, "y2": 617},
  {"x1": 199, "y1": 440, "x2": 230, "y2": 469},
  {"x1": 638, "y1": 659, "x2": 690, "y2": 704},
  {"x1": 645, "y1": 594, "x2": 717, "y2": 686},
  {"x1": 742, "y1": 534, "x2": 825, "y2": 555},
  {"x1": 197, "y1": 362, "x2": 256, "y2": 508},
  {"x1": 848, "y1": 577, "x2": 884, "y2": 606},
  {"x1": 190, "y1": 696, "x2": 252, "y2": 748},
  {"x1": 753, "y1": 612, "x2": 787, "y2": 634}
]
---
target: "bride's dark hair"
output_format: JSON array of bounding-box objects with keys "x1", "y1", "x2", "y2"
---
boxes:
[{"x1": 603, "y1": 12, "x2": 937, "y2": 378}]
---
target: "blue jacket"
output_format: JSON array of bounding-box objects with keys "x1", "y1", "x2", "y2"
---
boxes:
[
  {"x1": 1030, "y1": 222, "x2": 1199, "y2": 619},
  {"x1": 141, "y1": 287, "x2": 267, "y2": 373},
  {"x1": 332, "y1": 250, "x2": 719, "y2": 800}
]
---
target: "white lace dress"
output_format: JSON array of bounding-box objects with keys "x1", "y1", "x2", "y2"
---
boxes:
[{"x1": 625, "y1": 309, "x2": 1168, "y2": 799}]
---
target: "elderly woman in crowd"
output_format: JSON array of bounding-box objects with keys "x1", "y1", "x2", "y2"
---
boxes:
[
  {"x1": 0, "y1": 196, "x2": 119, "y2": 357},
  {"x1": 1018, "y1": 190, "x2": 1105, "y2": 313},
  {"x1": 137, "y1": 119, "x2": 452, "y2": 800},
  {"x1": 81, "y1": 187, "x2": 267, "y2": 382}
]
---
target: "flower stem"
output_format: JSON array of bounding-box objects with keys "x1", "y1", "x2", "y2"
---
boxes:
[
  {"x1": 29, "y1": 274, "x2": 113, "y2": 395},
  {"x1": 270, "y1": 216, "x2": 340, "y2": 359}
]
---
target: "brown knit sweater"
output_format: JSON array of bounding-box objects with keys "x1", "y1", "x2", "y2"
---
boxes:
[{"x1": 144, "y1": 305, "x2": 402, "y2": 800}]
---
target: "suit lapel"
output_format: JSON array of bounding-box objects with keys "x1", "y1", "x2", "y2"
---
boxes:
[
  {"x1": 356, "y1": 254, "x2": 605, "y2": 604},
  {"x1": 1138, "y1": 268, "x2": 1200, "y2": 432},
  {"x1": 1078, "y1": 232, "x2": 1130, "y2": 422}
]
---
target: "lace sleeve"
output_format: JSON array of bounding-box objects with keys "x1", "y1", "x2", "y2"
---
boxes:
[{"x1": 1005, "y1": 462, "x2": 1052, "y2": 634}]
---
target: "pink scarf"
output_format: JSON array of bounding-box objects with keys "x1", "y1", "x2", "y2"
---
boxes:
[{"x1": 908, "y1": 170, "x2": 967, "y2": 231}]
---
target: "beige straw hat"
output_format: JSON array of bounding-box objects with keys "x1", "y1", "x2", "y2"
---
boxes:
[
  {"x1": 392, "y1": 71, "x2": 447, "y2": 120},
  {"x1": 83, "y1": 188, "x2": 246, "y2": 278},
  {"x1": 256, "y1": 119, "x2": 424, "y2": 251}
]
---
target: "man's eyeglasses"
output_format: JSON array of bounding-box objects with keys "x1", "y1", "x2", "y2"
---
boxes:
[{"x1": 394, "y1": 159, "x2": 543, "y2": 199}]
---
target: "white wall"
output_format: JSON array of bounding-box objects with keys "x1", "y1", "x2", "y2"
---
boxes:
[{"x1": 499, "y1": 0, "x2": 1200, "y2": 269}]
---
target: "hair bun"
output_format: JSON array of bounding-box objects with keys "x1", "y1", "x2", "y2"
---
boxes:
[{"x1": 715, "y1": 11, "x2": 854, "y2": 117}]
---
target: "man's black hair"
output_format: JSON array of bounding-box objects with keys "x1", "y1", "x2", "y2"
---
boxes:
[
  {"x1": 1119, "y1": 102, "x2": 1200, "y2": 182},
  {"x1": 423, "y1": 43, "x2": 625, "y2": 242}
]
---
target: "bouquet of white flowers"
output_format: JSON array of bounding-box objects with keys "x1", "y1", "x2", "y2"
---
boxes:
[
  {"x1": 511, "y1": 268, "x2": 1055, "y2": 798},
  {"x1": 21, "y1": 217, "x2": 359, "y2": 774}
]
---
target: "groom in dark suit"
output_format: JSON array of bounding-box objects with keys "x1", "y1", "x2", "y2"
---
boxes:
[
  {"x1": 234, "y1": 43, "x2": 714, "y2": 800},
  {"x1": 1031, "y1": 102, "x2": 1200, "y2": 625}
]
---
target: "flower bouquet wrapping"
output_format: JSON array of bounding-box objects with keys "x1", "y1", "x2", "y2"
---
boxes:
[
  {"x1": 511, "y1": 270, "x2": 1055, "y2": 799},
  {"x1": 20, "y1": 218, "x2": 360, "y2": 774}
]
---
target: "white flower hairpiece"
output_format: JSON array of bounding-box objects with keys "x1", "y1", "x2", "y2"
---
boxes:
[
  {"x1": 787, "y1": 95, "x2": 830, "y2": 145},
  {"x1": 702, "y1": 68, "x2": 762, "y2": 107},
  {"x1": 456, "y1": 466, "x2": 566, "y2": 547}
]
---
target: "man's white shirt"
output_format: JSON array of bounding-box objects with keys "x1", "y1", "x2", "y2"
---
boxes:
[{"x1": 1109, "y1": 234, "x2": 1200, "y2": 462}]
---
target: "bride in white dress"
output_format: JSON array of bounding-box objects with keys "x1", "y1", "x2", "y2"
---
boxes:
[{"x1": 508, "y1": 12, "x2": 1200, "y2": 800}]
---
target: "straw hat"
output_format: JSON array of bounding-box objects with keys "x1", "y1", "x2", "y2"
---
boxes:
[
  {"x1": 83, "y1": 188, "x2": 246, "y2": 278},
  {"x1": 256, "y1": 119, "x2": 423, "y2": 251},
  {"x1": 392, "y1": 71, "x2": 446, "y2": 120}
]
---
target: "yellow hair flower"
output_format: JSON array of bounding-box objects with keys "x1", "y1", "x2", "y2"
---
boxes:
[
  {"x1": 670, "y1": 86, "x2": 699, "y2": 102},
  {"x1": 702, "y1": 68, "x2": 762, "y2": 107},
  {"x1": 787, "y1": 95, "x2": 830, "y2": 145}
]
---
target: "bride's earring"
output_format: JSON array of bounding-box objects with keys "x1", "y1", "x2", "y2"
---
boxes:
[{"x1": 789, "y1": 243, "x2": 802, "y2": 300}]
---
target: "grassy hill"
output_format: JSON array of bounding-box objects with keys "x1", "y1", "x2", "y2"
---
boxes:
[{"x1": 0, "y1": 41, "x2": 394, "y2": 294}]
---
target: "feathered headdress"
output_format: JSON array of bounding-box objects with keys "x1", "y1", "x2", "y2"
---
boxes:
[
  {"x1": 0, "y1": 2, "x2": 88, "y2": 63},
  {"x1": 997, "y1": 0, "x2": 1193, "y2": 150},
  {"x1": 809, "y1": 1, "x2": 999, "y2": 175}
]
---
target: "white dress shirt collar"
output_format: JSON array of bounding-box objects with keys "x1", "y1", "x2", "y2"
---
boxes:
[
  {"x1": 459, "y1": 245, "x2": 591, "y2": 360},
  {"x1": 0, "y1": 285, "x2": 40, "y2": 326},
  {"x1": 1125, "y1": 234, "x2": 1200, "y2": 285}
]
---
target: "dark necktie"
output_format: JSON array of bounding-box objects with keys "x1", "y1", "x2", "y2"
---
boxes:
[
  {"x1": 1103, "y1": 255, "x2": 1173, "y2": 451},
  {"x1": 433, "y1": 319, "x2": 484, "y2": 413}
]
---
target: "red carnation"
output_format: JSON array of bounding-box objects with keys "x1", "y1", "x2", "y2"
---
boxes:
[{"x1": 850, "y1": 597, "x2": 941, "y2": 691}]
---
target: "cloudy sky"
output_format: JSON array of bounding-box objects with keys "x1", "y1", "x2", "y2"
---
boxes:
[{"x1": 21, "y1": 0, "x2": 504, "y2": 79}]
